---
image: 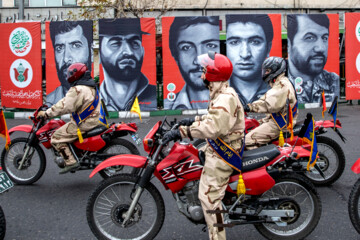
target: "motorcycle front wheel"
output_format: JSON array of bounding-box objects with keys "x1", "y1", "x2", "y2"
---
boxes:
[
  {"x1": 303, "y1": 136, "x2": 345, "y2": 186},
  {"x1": 255, "y1": 174, "x2": 322, "y2": 240},
  {"x1": 1, "y1": 138, "x2": 46, "y2": 185},
  {"x1": 87, "y1": 174, "x2": 165, "y2": 240},
  {"x1": 98, "y1": 138, "x2": 140, "y2": 179},
  {"x1": 348, "y1": 178, "x2": 360, "y2": 234}
]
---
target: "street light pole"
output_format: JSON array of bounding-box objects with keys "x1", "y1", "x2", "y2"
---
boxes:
[{"x1": 19, "y1": 0, "x2": 24, "y2": 20}]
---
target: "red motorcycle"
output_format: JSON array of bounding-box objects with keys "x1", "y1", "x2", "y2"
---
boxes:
[
  {"x1": 86, "y1": 117, "x2": 322, "y2": 240},
  {"x1": 0, "y1": 105, "x2": 140, "y2": 185},
  {"x1": 348, "y1": 157, "x2": 360, "y2": 234},
  {"x1": 194, "y1": 115, "x2": 345, "y2": 186}
]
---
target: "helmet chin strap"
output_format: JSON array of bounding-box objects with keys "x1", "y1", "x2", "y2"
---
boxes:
[{"x1": 203, "y1": 79, "x2": 210, "y2": 89}]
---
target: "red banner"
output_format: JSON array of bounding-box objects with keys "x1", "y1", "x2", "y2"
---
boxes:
[
  {"x1": 345, "y1": 13, "x2": 360, "y2": 100},
  {"x1": 45, "y1": 21, "x2": 93, "y2": 106},
  {"x1": 287, "y1": 14, "x2": 339, "y2": 104},
  {"x1": 0, "y1": 22, "x2": 42, "y2": 108},
  {"x1": 98, "y1": 18, "x2": 157, "y2": 111},
  {"x1": 162, "y1": 16, "x2": 220, "y2": 110}
]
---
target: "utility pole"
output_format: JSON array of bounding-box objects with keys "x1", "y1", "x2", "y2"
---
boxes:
[{"x1": 19, "y1": 0, "x2": 24, "y2": 20}]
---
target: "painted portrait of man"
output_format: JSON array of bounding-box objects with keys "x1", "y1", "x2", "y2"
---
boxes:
[
  {"x1": 99, "y1": 18, "x2": 156, "y2": 111},
  {"x1": 164, "y1": 16, "x2": 220, "y2": 110},
  {"x1": 287, "y1": 14, "x2": 339, "y2": 104},
  {"x1": 226, "y1": 14, "x2": 274, "y2": 106},
  {"x1": 47, "y1": 21, "x2": 93, "y2": 106}
]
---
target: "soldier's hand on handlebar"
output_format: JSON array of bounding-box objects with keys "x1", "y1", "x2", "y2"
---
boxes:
[
  {"x1": 162, "y1": 129, "x2": 182, "y2": 145},
  {"x1": 178, "y1": 118, "x2": 195, "y2": 126},
  {"x1": 37, "y1": 111, "x2": 48, "y2": 119},
  {"x1": 244, "y1": 104, "x2": 251, "y2": 112}
]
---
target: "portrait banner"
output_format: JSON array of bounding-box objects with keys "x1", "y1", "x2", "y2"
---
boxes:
[
  {"x1": 287, "y1": 14, "x2": 339, "y2": 105},
  {"x1": 0, "y1": 22, "x2": 42, "y2": 109},
  {"x1": 45, "y1": 20, "x2": 93, "y2": 106},
  {"x1": 225, "y1": 14, "x2": 282, "y2": 105},
  {"x1": 162, "y1": 16, "x2": 220, "y2": 110},
  {"x1": 345, "y1": 13, "x2": 360, "y2": 100},
  {"x1": 98, "y1": 18, "x2": 157, "y2": 112}
]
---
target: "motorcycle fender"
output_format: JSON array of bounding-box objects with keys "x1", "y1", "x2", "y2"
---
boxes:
[
  {"x1": 115, "y1": 124, "x2": 136, "y2": 133},
  {"x1": 89, "y1": 154, "x2": 147, "y2": 178},
  {"x1": 8, "y1": 125, "x2": 33, "y2": 135},
  {"x1": 316, "y1": 120, "x2": 342, "y2": 129},
  {"x1": 351, "y1": 158, "x2": 360, "y2": 174}
]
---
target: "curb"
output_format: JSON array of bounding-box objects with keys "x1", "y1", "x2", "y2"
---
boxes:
[{"x1": 3, "y1": 102, "x2": 352, "y2": 119}]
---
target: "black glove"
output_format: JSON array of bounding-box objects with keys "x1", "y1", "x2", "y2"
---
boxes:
[
  {"x1": 178, "y1": 118, "x2": 195, "y2": 126},
  {"x1": 244, "y1": 104, "x2": 251, "y2": 112},
  {"x1": 162, "y1": 129, "x2": 182, "y2": 145}
]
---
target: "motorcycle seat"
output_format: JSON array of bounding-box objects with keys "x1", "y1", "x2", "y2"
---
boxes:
[
  {"x1": 82, "y1": 125, "x2": 108, "y2": 139},
  {"x1": 241, "y1": 145, "x2": 281, "y2": 173}
]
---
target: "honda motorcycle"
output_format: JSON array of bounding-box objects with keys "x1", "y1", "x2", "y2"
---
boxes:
[
  {"x1": 86, "y1": 117, "x2": 322, "y2": 240},
  {"x1": 194, "y1": 116, "x2": 346, "y2": 186},
  {"x1": 348, "y1": 157, "x2": 360, "y2": 234},
  {"x1": 0, "y1": 105, "x2": 140, "y2": 185}
]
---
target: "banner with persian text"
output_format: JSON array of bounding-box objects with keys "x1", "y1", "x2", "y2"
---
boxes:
[
  {"x1": 345, "y1": 13, "x2": 360, "y2": 100},
  {"x1": 0, "y1": 22, "x2": 42, "y2": 108}
]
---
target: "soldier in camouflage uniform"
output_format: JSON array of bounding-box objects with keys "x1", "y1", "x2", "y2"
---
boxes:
[
  {"x1": 244, "y1": 57, "x2": 298, "y2": 149},
  {"x1": 37, "y1": 63, "x2": 101, "y2": 174},
  {"x1": 162, "y1": 52, "x2": 245, "y2": 240}
]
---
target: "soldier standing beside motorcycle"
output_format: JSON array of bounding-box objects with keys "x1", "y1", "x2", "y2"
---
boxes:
[
  {"x1": 163, "y1": 51, "x2": 245, "y2": 240},
  {"x1": 244, "y1": 57, "x2": 298, "y2": 149},
  {"x1": 37, "y1": 63, "x2": 103, "y2": 174}
]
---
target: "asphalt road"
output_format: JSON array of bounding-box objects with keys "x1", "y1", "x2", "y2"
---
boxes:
[{"x1": 0, "y1": 104, "x2": 360, "y2": 240}]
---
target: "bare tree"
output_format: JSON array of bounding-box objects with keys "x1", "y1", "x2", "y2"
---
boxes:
[{"x1": 77, "y1": 0, "x2": 178, "y2": 20}]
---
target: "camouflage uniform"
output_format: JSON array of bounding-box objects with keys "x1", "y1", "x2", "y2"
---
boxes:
[
  {"x1": 180, "y1": 81, "x2": 245, "y2": 240},
  {"x1": 289, "y1": 70, "x2": 339, "y2": 104},
  {"x1": 45, "y1": 85, "x2": 101, "y2": 166},
  {"x1": 245, "y1": 73, "x2": 298, "y2": 149}
]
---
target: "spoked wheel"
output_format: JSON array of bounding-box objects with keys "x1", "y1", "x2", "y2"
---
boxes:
[
  {"x1": 87, "y1": 174, "x2": 165, "y2": 240},
  {"x1": 348, "y1": 178, "x2": 360, "y2": 234},
  {"x1": 255, "y1": 174, "x2": 322, "y2": 240},
  {"x1": 304, "y1": 136, "x2": 345, "y2": 186},
  {"x1": 0, "y1": 138, "x2": 46, "y2": 185},
  {"x1": 98, "y1": 138, "x2": 140, "y2": 179}
]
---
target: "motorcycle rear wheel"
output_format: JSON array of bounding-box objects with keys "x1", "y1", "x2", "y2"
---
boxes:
[
  {"x1": 255, "y1": 174, "x2": 322, "y2": 240},
  {"x1": 348, "y1": 178, "x2": 360, "y2": 234},
  {"x1": 87, "y1": 174, "x2": 165, "y2": 240},
  {"x1": 1, "y1": 138, "x2": 46, "y2": 185},
  {"x1": 98, "y1": 138, "x2": 140, "y2": 179}
]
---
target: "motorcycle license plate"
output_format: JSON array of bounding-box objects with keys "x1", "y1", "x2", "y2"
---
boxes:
[{"x1": 0, "y1": 172, "x2": 13, "y2": 193}]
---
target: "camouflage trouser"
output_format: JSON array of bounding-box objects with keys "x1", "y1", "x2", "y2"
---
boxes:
[
  {"x1": 198, "y1": 147, "x2": 233, "y2": 240},
  {"x1": 245, "y1": 120, "x2": 280, "y2": 150},
  {"x1": 51, "y1": 122, "x2": 80, "y2": 166},
  {"x1": 51, "y1": 120, "x2": 98, "y2": 166}
]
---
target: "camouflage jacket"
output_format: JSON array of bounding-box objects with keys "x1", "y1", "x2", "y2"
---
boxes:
[
  {"x1": 248, "y1": 73, "x2": 298, "y2": 126},
  {"x1": 45, "y1": 85, "x2": 101, "y2": 127},
  {"x1": 289, "y1": 70, "x2": 339, "y2": 104},
  {"x1": 180, "y1": 81, "x2": 245, "y2": 149}
]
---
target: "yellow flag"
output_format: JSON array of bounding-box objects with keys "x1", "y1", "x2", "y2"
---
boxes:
[{"x1": 130, "y1": 96, "x2": 142, "y2": 122}]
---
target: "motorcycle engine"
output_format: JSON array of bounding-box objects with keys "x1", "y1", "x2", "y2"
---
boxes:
[{"x1": 177, "y1": 180, "x2": 204, "y2": 222}]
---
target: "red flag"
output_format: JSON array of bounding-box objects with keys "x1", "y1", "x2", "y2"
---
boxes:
[
  {"x1": 287, "y1": 102, "x2": 294, "y2": 141},
  {"x1": 321, "y1": 90, "x2": 326, "y2": 118},
  {"x1": 0, "y1": 110, "x2": 10, "y2": 150}
]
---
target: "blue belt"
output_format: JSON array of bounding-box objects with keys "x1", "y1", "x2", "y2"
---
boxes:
[
  {"x1": 207, "y1": 137, "x2": 244, "y2": 173},
  {"x1": 271, "y1": 101, "x2": 298, "y2": 130}
]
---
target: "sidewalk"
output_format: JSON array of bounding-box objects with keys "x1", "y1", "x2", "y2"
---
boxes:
[{"x1": 2, "y1": 100, "x2": 354, "y2": 119}]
